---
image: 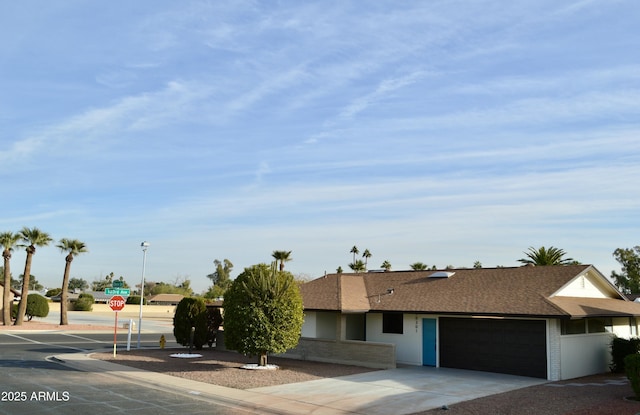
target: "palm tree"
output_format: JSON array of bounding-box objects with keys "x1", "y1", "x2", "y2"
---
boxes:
[
  {"x1": 518, "y1": 246, "x2": 574, "y2": 266},
  {"x1": 271, "y1": 250, "x2": 292, "y2": 271},
  {"x1": 348, "y1": 260, "x2": 366, "y2": 272},
  {"x1": 14, "y1": 227, "x2": 52, "y2": 325},
  {"x1": 381, "y1": 260, "x2": 392, "y2": 271},
  {"x1": 362, "y1": 249, "x2": 372, "y2": 271},
  {"x1": 57, "y1": 238, "x2": 88, "y2": 325},
  {"x1": 0, "y1": 232, "x2": 20, "y2": 325},
  {"x1": 350, "y1": 246, "x2": 359, "y2": 264},
  {"x1": 410, "y1": 262, "x2": 428, "y2": 271}
]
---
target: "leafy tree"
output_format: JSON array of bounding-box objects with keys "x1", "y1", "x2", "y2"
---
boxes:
[
  {"x1": 517, "y1": 246, "x2": 574, "y2": 266},
  {"x1": 224, "y1": 263, "x2": 303, "y2": 366},
  {"x1": 27, "y1": 275, "x2": 44, "y2": 291},
  {"x1": 68, "y1": 277, "x2": 89, "y2": 291},
  {"x1": 336, "y1": 266, "x2": 343, "y2": 273},
  {"x1": 362, "y1": 249, "x2": 372, "y2": 271},
  {"x1": 380, "y1": 260, "x2": 392, "y2": 271},
  {"x1": 350, "y1": 246, "x2": 359, "y2": 264},
  {"x1": 348, "y1": 260, "x2": 366, "y2": 272},
  {"x1": 206, "y1": 259, "x2": 233, "y2": 298},
  {"x1": 15, "y1": 227, "x2": 52, "y2": 325},
  {"x1": 271, "y1": 250, "x2": 292, "y2": 271},
  {"x1": 149, "y1": 280, "x2": 193, "y2": 296},
  {"x1": 92, "y1": 273, "x2": 127, "y2": 292},
  {"x1": 24, "y1": 293, "x2": 49, "y2": 321},
  {"x1": 10, "y1": 275, "x2": 21, "y2": 290},
  {"x1": 173, "y1": 297, "x2": 208, "y2": 350},
  {"x1": 0, "y1": 231, "x2": 20, "y2": 325},
  {"x1": 57, "y1": 238, "x2": 88, "y2": 325},
  {"x1": 611, "y1": 246, "x2": 640, "y2": 294},
  {"x1": 410, "y1": 262, "x2": 428, "y2": 271}
]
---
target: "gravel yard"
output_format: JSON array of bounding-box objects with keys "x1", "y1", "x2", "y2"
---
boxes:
[{"x1": 91, "y1": 348, "x2": 378, "y2": 389}]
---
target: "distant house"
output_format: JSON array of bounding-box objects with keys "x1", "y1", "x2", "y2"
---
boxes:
[
  {"x1": 148, "y1": 294, "x2": 184, "y2": 305},
  {"x1": 50, "y1": 291, "x2": 111, "y2": 303},
  {"x1": 298, "y1": 264, "x2": 640, "y2": 381}
]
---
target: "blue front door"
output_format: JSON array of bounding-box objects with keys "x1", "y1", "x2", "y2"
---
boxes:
[{"x1": 422, "y1": 318, "x2": 437, "y2": 366}]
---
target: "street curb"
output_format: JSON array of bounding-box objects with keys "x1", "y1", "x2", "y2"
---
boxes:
[{"x1": 51, "y1": 352, "x2": 358, "y2": 415}]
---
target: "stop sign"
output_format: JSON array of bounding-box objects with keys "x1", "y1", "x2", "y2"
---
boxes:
[{"x1": 109, "y1": 295, "x2": 126, "y2": 311}]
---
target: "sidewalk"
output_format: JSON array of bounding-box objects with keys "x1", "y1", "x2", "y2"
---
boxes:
[{"x1": 54, "y1": 352, "x2": 546, "y2": 415}]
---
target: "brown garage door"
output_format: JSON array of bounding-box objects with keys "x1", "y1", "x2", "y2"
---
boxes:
[{"x1": 439, "y1": 317, "x2": 547, "y2": 379}]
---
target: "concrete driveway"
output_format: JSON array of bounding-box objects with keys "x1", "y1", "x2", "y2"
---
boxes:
[
  {"x1": 249, "y1": 365, "x2": 547, "y2": 415},
  {"x1": 60, "y1": 350, "x2": 546, "y2": 415}
]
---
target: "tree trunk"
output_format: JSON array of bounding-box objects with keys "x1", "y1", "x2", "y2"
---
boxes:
[
  {"x1": 2, "y1": 252, "x2": 11, "y2": 325},
  {"x1": 259, "y1": 352, "x2": 268, "y2": 366},
  {"x1": 60, "y1": 255, "x2": 73, "y2": 325},
  {"x1": 14, "y1": 247, "x2": 34, "y2": 326}
]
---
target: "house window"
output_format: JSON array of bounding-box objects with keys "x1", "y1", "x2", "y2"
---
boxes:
[
  {"x1": 561, "y1": 318, "x2": 613, "y2": 335},
  {"x1": 561, "y1": 319, "x2": 586, "y2": 335},
  {"x1": 382, "y1": 313, "x2": 403, "y2": 334},
  {"x1": 587, "y1": 318, "x2": 612, "y2": 333}
]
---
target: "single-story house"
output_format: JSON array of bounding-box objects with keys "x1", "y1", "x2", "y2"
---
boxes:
[
  {"x1": 50, "y1": 291, "x2": 112, "y2": 303},
  {"x1": 148, "y1": 293, "x2": 184, "y2": 305},
  {"x1": 298, "y1": 264, "x2": 640, "y2": 381}
]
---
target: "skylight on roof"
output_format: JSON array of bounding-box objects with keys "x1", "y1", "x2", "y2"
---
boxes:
[{"x1": 429, "y1": 271, "x2": 455, "y2": 278}]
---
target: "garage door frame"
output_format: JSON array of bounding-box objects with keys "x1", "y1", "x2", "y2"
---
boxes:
[{"x1": 439, "y1": 317, "x2": 547, "y2": 379}]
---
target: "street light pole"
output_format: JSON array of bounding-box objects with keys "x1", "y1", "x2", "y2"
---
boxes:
[{"x1": 137, "y1": 241, "x2": 149, "y2": 349}]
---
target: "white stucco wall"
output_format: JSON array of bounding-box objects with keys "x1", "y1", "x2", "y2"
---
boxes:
[
  {"x1": 316, "y1": 311, "x2": 338, "y2": 339},
  {"x1": 557, "y1": 274, "x2": 609, "y2": 298},
  {"x1": 560, "y1": 333, "x2": 613, "y2": 379},
  {"x1": 301, "y1": 311, "x2": 316, "y2": 338},
  {"x1": 366, "y1": 313, "x2": 424, "y2": 365},
  {"x1": 611, "y1": 317, "x2": 637, "y2": 338}
]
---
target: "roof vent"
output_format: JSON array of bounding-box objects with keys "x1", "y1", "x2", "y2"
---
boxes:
[{"x1": 429, "y1": 271, "x2": 455, "y2": 278}]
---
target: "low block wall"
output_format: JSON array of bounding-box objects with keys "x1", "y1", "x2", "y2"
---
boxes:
[
  {"x1": 281, "y1": 337, "x2": 396, "y2": 369},
  {"x1": 216, "y1": 331, "x2": 395, "y2": 369},
  {"x1": 90, "y1": 304, "x2": 176, "y2": 317}
]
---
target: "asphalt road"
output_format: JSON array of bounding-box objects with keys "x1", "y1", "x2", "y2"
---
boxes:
[{"x1": 0, "y1": 328, "x2": 251, "y2": 414}]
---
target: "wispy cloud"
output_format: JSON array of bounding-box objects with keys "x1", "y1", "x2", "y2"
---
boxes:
[{"x1": 1, "y1": 1, "x2": 638, "y2": 291}]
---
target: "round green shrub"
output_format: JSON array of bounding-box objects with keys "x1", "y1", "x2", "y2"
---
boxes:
[
  {"x1": 173, "y1": 297, "x2": 208, "y2": 350},
  {"x1": 46, "y1": 288, "x2": 62, "y2": 298},
  {"x1": 625, "y1": 354, "x2": 640, "y2": 400},
  {"x1": 25, "y1": 294, "x2": 49, "y2": 321},
  {"x1": 611, "y1": 337, "x2": 640, "y2": 373},
  {"x1": 223, "y1": 263, "x2": 303, "y2": 366},
  {"x1": 73, "y1": 293, "x2": 94, "y2": 311}
]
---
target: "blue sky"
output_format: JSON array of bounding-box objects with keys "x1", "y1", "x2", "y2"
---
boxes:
[{"x1": 1, "y1": 1, "x2": 638, "y2": 293}]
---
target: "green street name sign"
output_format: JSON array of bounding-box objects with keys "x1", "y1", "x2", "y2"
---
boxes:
[
  {"x1": 112, "y1": 280, "x2": 124, "y2": 288},
  {"x1": 105, "y1": 288, "x2": 131, "y2": 296}
]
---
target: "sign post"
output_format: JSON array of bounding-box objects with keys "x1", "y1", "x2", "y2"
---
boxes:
[{"x1": 109, "y1": 295, "x2": 126, "y2": 357}]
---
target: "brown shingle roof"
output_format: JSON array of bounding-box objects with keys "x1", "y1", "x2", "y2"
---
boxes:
[
  {"x1": 300, "y1": 265, "x2": 640, "y2": 318},
  {"x1": 148, "y1": 293, "x2": 184, "y2": 303},
  {"x1": 300, "y1": 273, "x2": 368, "y2": 312},
  {"x1": 549, "y1": 296, "x2": 640, "y2": 318}
]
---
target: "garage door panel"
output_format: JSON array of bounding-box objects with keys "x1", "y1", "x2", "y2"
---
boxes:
[{"x1": 439, "y1": 317, "x2": 547, "y2": 379}]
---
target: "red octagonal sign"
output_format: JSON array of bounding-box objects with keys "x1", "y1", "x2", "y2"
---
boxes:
[{"x1": 109, "y1": 295, "x2": 126, "y2": 311}]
